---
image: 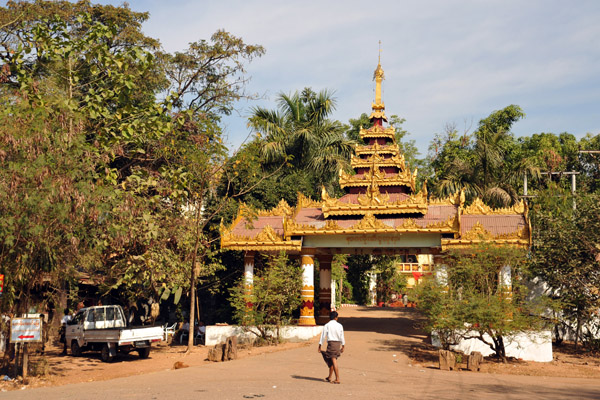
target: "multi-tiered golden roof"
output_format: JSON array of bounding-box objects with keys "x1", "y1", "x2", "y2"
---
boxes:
[{"x1": 220, "y1": 60, "x2": 530, "y2": 253}]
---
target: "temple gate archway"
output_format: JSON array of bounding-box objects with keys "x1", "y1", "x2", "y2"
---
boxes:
[{"x1": 220, "y1": 60, "x2": 530, "y2": 325}]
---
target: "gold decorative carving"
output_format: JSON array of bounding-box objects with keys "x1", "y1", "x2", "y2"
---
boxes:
[
  {"x1": 462, "y1": 222, "x2": 493, "y2": 240},
  {"x1": 339, "y1": 167, "x2": 416, "y2": 190},
  {"x1": 460, "y1": 221, "x2": 529, "y2": 241},
  {"x1": 354, "y1": 143, "x2": 399, "y2": 157},
  {"x1": 283, "y1": 218, "x2": 319, "y2": 235},
  {"x1": 350, "y1": 153, "x2": 407, "y2": 170},
  {"x1": 429, "y1": 190, "x2": 465, "y2": 207},
  {"x1": 220, "y1": 222, "x2": 302, "y2": 251},
  {"x1": 462, "y1": 198, "x2": 526, "y2": 215},
  {"x1": 258, "y1": 199, "x2": 293, "y2": 217},
  {"x1": 427, "y1": 215, "x2": 459, "y2": 231},
  {"x1": 351, "y1": 212, "x2": 390, "y2": 230},
  {"x1": 401, "y1": 219, "x2": 420, "y2": 229},
  {"x1": 254, "y1": 225, "x2": 282, "y2": 242},
  {"x1": 359, "y1": 125, "x2": 396, "y2": 140},
  {"x1": 296, "y1": 192, "x2": 321, "y2": 209},
  {"x1": 357, "y1": 183, "x2": 390, "y2": 205},
  {"x1": 324, "y1": 219, "x2": 343, "y2": 230},
  {"x1": 496, "y1": 226, "x2": 529, "y2": 240},
  {"x1": 322, "y1": 182, "x2": 429, "y2": 217},
  {"x1": 441, "y1": 238, "x2": 530, "y2": 250}
]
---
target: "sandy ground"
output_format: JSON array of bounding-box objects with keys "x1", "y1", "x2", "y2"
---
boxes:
[
  {"x1": 2, "y1": 306, "x2": 600, "y2": 394},
  {"x1": 0, "y1": 336, "x2": 313, "y2": 391}
]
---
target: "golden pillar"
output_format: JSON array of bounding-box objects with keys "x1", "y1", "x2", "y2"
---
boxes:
[
  {"x1": 299, "y1": 248, "x2": 316, "y2": 326},
  {"x1": 317, "y1": 255, "x2": 333, "y2": 325}
]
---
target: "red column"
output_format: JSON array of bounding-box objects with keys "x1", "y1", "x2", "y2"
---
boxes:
[{"x1": 317, "y1": 255, "x2": 333, "y2": 325}]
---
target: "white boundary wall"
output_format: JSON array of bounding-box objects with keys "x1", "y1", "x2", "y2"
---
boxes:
[
  {"x1": 205, "y1": 325, "x2": 322, "y2": 346},
  {"x1": 432, "y1": 330, "x2": 553, "y2": 362}
]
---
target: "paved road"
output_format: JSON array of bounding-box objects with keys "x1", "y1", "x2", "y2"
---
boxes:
[{"x1": 6, "y1": 307, "x2": 600, "y2": 399}]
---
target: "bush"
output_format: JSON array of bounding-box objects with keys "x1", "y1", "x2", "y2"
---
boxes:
[
  {"x1": 417, "y1": 243, "x2": 550, "y2": 361},
  {"x1": 229, "y1": 252, "x2": 302, "y2": 343}
]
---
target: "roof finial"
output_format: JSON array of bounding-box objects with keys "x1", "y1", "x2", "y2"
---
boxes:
[{"x1": 370, "y1": 41, "x2": 387, "y2": 123}]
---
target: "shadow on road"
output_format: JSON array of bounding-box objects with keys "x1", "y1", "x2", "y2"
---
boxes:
[
  {"x1": 339, "y1": 306, "x2": 436, "y2": 361},
  {"x1": 291, "y1": 375, "x2": 327, "y2": 382},
  {"x1": 341, "y1": 307, "x2": 426, "y2": 336}
]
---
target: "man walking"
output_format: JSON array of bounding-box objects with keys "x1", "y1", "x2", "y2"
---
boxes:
[{"x1": 318, "y1": 311, "x2": 345, "y2": 384}]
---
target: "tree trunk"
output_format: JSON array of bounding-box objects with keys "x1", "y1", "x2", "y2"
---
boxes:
[
  {"x1": 187, "y1": 199, "x2": 204, "y2": 353},
  {"x1": 575, "y1": 313, "x2": 582, "y2": 350},
  {"x1": 554, "y1": 323, "x2": 563, "y2": 346},
  {"x1": 495, "y1": 335, "x2": 506, "y2": 363}
]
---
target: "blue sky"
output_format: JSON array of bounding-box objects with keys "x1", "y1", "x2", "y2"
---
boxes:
[{"x1": 106, "y1": 1, "x2": 599, "y2": 155}]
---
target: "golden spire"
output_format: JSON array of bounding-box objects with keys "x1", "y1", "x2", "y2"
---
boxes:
[{"x1": 370, "y1": 41, "x2": 387, "y2": 122}]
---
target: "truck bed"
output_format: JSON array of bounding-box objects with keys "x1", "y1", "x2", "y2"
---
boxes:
[{"x1": 83, "y1": 326, "x2": 163, "y2": 345}]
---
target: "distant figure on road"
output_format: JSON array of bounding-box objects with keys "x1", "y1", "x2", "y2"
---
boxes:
[
  {"x1": 60, "y1": 309, "x2": 72, "y2": 355},
  {"x1": 318, "y1": 311, "x2": 345, "y2": 384}
]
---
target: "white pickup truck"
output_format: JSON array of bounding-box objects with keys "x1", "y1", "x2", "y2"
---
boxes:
[{"x1": 65, "y1": 305, "x2": 163, "y2": 362}]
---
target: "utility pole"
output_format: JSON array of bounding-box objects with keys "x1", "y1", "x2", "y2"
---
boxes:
[{"x1": 523, "y1": 171, "x2": 579, "y2": 209}]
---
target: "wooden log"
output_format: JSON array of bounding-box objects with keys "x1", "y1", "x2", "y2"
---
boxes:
[
  {"x1": 467, "y1": 351, "x2": 483, "y2": 371},
  {"x1": 225, "y1": 336, "x2": 237, "y2": 361},
  {"x1": 439, "y1": 349, "x2": 456, "y2": 371},
  {"x1": 207, "y1": 344, "x2": 225, "y2": 362}
]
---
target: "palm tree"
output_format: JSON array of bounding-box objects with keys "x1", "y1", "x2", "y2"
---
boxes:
[
  {"x1": 433, "y1": 105, "x2": 539, "y2": 208},
  {"x1": 249, "y1": 88, "x2": 355, "y2": 192}
]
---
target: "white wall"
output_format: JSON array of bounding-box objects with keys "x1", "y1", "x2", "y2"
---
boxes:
[
  {"x1": 431, "y1": 330, "x2": 553, "y2": 362},
  {"x1": 205, "y1": 325, "x2": 322, "y2": 346}
]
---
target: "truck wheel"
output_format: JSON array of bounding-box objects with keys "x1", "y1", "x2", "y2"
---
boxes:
[
  {"x1": 138, "y1": 347, "x2": 151, "y2": 359},
  {"x1": 71, "y1": 341, "x2": 82, "y2": 357},
  {"x1": 101, "y1": 344, "x2": 114, "y2": 363}
]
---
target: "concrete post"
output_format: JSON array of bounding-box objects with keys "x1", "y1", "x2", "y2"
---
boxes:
[{"x1": 243, "y1": 251, "x2": 255, "y2": 313}]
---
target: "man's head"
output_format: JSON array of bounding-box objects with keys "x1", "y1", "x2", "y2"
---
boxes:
[{"x1": 329, "y1": 311, "x2": 338, "y2": 320}]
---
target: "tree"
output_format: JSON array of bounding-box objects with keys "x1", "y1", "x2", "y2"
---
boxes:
[
  {"x1": 345, "y1": 255, "x2": 374, "y2": 304},
  {"x1": 429, "y1": 105, "x2": 538, "y2": 207},
  {"x1": 229, "y1": 252, "x2": 302, "y2": 343},
  {"x1": 0, "y1": 3, "x2": 268, "y2": 355},
  {"x1": 417, "y1": 244, "x2": 548, "y2": 361},
  {"x1": 529, "y1": 189, "x2": 600, "y2": 348},
  {"x1": 375, "y1": 256, "x2": 407, "y2": 304},
  {"x1": 249, "y1": 88, "x2": 355, "y2": 196},
  {"x1": 0, "y1": 10, "x2": 171, "y2": 317}
]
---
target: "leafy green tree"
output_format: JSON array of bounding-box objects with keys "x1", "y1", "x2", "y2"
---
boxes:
[
  {"x1": 0, "y1": 11, "x2": 171, "y2": 316},
  {"x1": 375, "y1": 257, "x2": 407, "y2": 304},
  {"x1": 229, "y1": 252, "x2": 302, "y2": 343},
  {"x1": 345, "y1": 255, "x2": 374, "y2": 304},
  {"x1": 578, "y1": 133, "x2": 600, "y2": 193},
  {"x1": 529, "y1": 189, "x2": 600, "y2": 348},
  {"x1": 0, "y1": 3, "x2": 267, "y2": 355},
  {"x1": 429, "y1": 105, "x2": 538, "y2": 207},
  {"x1": 417, "y1": 244, "x2": 548, "y2": 361}
]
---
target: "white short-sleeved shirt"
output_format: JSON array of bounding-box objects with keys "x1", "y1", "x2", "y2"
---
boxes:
[{"x1": 319, "y1": 319, "x2": 345, "y2": 345}]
